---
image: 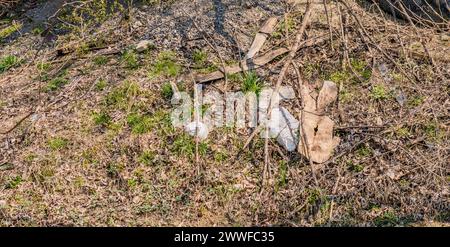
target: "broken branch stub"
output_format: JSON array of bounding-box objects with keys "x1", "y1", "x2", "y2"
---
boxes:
[{"x1": 245, "y1": 17, "x2": 278, "y2": 59}]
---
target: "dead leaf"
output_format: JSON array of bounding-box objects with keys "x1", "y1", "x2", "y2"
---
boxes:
[
  {"x1": 300, "y1": 113, "x2": 340, "y2": 163},
  {"x1": 298, "y1": 80, "x2": 340, "y2": 163}
]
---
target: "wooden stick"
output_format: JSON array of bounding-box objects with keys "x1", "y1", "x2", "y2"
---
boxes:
[
  {"x1": 0, "y1": 111, "x2": 33, "y2": 135},
  {"x1": 292, "y1": 60, "x2": 318, "y2": 186},
  {"x1": 262, "y1": 1, "x2": 313, "y2": 185},
  {"x1": 195, "y1": 37, "x2": 326, "y2": 83}
]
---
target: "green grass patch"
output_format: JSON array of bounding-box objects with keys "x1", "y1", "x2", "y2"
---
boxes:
[
  {"x1": 272, "y1": 17, "x2": 295, "y2": 39},
  {"x1": 95, "y1": 78, "x2": 108, "y2": 91},
  {"x1": 407, "y1": 96, "x2": 425, "y2": 107},
  {"x1": 127, "y1": 113, "x2": 153, "y2": 134},
  {"x1": 48, "y1": 137, "x2": 69, "y2": 151},
  {"x1": 326, "y1": 59, "x2": 371, "y2": 84},
  {"x1": 92, "y1": 111, "x2": 111, "y2": 127},
  {"x1": 0, "y1": 55, "x2": 22, "y2": 73},
  {"x1": 93, "y1": 55, "x2": 109, "y2": 66},
  {"x1": 350, "y1": 58, "x2": 372, "y2": 81},
  {"x1": 196, "y1": 64, "x2": 218, "y2": 74},
  {"x1": 423, "y1": 121, "x2": 443, "y2": 142},
  {"x1": 347, "y1": 161, "x2": 364, "y2": 173},
  {"x1": 106, "y1": 163, "x2": 124, "y2": 177},
  {"x1": 104, "y1": 81, "x2": 140, "y2": 109},
  {"x1": 396, "y1": 127, "x2": 411, "y2": 138},
  {"x1": 138, "y1": 150, "x2": 156, "y2": 166},
  {"x1": 0, "y1": 21, "x2": 22, "y2": 40},
  {"x1": 36, "y1": 61, "x2": 51, "y2": 72},
  {"x1": 213, "y1": 151, "x2": 228, "y2": 162},
  {"x1": 306, "y1": 188, "x2": 323, "y2": 205},
  {"x1": 126, "y1": 110, "x2": 173, "y2": 135},
  {"x1": 149, "y1": 51, "x2": 181, "y2": 78},
  {"x1": 193, "y1": 49, "x2": 208, "y2": 67},
  {"x1": 5, "y1": 175, "x2": 23, "y2": 189},
  {"x1": 370, "y1": 85, "x2": 389, "y2": 100},
  {"x1": 32, "y1": 26, "x2": 45, "y2": 35},
  {"x1": 161, "y1": 82, "x2": 173, "y2": 100},
  {"x1": 276, "y1": 160, "x2": 288, "y2": 190},
  {"x1": 121, "y1": 50, "x2": 139, "y2": 70},
  {"x1": 328, "y1": 70, "x2": 351, "y2": 84},
  {"x1": 373, "y1": 211, "x2": 399, "y2": 227},
  {"x1": 241, "y1": 71, "x2": 263, "y2": 95},
  {"x1": 172, "y1": 133, "x2": 208, "y2": 158},
  {"x1": 46, "y1": 77, "x2": 68, "y2": 91},
  {"x1": 356, "y1": 145, "x2": 372, "y2": 157}
]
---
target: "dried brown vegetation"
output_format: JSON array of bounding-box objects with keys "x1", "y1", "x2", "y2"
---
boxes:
[{"x1": 0, "y1": 0, "x2": 448, "y2": 226}]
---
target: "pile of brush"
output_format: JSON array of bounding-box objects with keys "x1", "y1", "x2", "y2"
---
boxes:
[
  {"x1": 0, "y1": 0, "x2": 21, "y2": 17},
  {"x1": 375, "y1": 0, "x2": 449, "y2": 25}
]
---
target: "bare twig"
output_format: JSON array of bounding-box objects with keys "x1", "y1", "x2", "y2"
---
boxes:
[
  {"x1": 262, "y1": 1, "x2": 313, "y2": 185},
  {"x1": 0, "y1": 111, "x2": 33, "y2": 135},
  {"x1": 292, "y1": 60, "x2": 318, "y2": 186},
  {"x1": 181, "y1": 8, "x2": 229, "y2": 94}
]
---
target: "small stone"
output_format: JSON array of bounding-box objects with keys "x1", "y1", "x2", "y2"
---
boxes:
[
  {"x1": 440, "y1": 34, "x2": 449, "y2": 42},
  {"x1": 135, "y1": 40, "x2": 154, "y2": 52},
  {"x1": 0, "y1": 200, "x2": 6, "y2": 208}
]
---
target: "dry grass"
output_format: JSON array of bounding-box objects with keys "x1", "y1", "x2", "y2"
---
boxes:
[{"x1": 0, "y1": 0, "x2": 448, "y2": 226}]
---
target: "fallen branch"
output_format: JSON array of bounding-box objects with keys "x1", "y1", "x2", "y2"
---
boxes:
[
  {"x1": 292, "y1": 60, "x2": 318, "y2": 185},
  {"x1": 245, "y1": 17, "x2": 278, "y2": 59},
  {"x1": 262, "y1": 2, "x2": 313, "y2": 184},
  {"x1": 0, "y1": 111, "x2": 33, "y2": 135},
  {"x1": 195, "y1": 36, "x2": 325, "y2": 83}
]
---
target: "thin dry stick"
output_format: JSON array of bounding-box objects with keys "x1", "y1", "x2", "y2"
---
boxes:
[
  {"x1": 337, "y1": 4, "x2": 349, "y2": 69},
  {"x1": 191, "y1": 73, "x2": 202, "y2": 175},
  {"x1": 324, "y1": 123, "x2": 403, "y2": 166},
  {"x1": 371, "y1": 1, "x2": 410, "y2": 63},
  {"x1": 338, "y1": 0, "x2": 418, "y2": 86},
  {"x1": 0, "y1": 111, "x2": 33, "y2": 135},
  {"x1": 234, "y1": 2, "x2": 318, "y2": 166},
  {"x1": 292, "y1": 60, "x2": 318, "y2": 186},
  {"x1": 263, "y1": 128, "x2": 270, "y2": 183},
  {"x1": 323, "y1": 0, "x2": 334, "y2": 51},
  {"x1": 196, "y1": 36, "x2": 326, "y2": 83},
  {"x1": 329, "y1": 168, "x2": 341, "y2": 221},
  {"x1": 384, "y1": 0, "x2": 445, "y2": 28},
  {"x1": 397, "y1": 1, "x2": 435, "y2": 66},
  {"x1": 262, "y1": 2, "x2": 313, "y2": 185},
  {"x1": 337, "y1": 28, "x2": 367, "y2": 85},
  {"x1": 284, "y1": 10, "x2": 290, "y2": 47},
  {"x1": 266, "y1": 3, "x2": 313, "y2": 118},
  {"x1": 181, "y1": 8, "x2": 229, "y2": 95}
]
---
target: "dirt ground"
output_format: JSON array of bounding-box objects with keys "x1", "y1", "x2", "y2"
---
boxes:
[{"x1": 0, "y1": 0, "x2": 448, "y2": 226}]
